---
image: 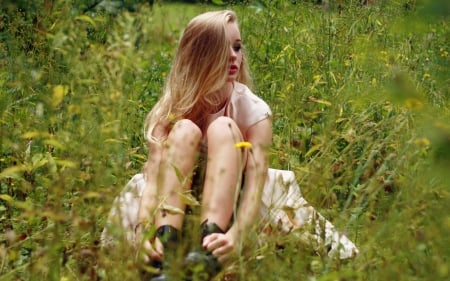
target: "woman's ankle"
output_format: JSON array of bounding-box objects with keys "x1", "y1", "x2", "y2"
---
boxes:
[
  {"x1": 200, "y1": 220, "x2": 225, "y2": 240},
  {"x1": 156, "y1": 225, "x2": 180, "y2": 249}
]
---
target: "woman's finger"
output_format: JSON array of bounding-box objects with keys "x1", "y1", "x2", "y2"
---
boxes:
[
  {"x1": 211, "y1": 241, "x2": 234, "y2": 256},
  {"x1": 217, "y1": 252, "x2": 232, "y2": 264},
  {"x1": 142, "y1": 238, "x2": 163, "y2": 261},
  {"x1": 204, "y1": 233, "x2": 226, "y2": 251},
  {"x1": 202, "y1": 233, "x2": 220, "y2": 248},
  {"x1": 205, "y1": 234, "x2": 235, "y2": 257}
]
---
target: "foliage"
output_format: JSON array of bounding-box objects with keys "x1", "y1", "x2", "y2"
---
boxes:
[{"x1": 0, "y1": 0, "x2": 449, "y2": 280}]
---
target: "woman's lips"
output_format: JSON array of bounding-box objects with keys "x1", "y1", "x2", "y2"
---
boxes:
[{"x1": 229, "y1": 65, "x2": 238, "y2": 75}]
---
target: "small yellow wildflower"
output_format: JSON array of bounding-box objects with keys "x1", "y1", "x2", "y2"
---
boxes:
[
  {"x1": 168, "y1": 113, "x2": 176, "y2": 122},
  {"x1": 52, "y1": 84, "x2": 69, "y2": 108},
  {"x1": 414, "y1": 138, "x2": 431, "y2": 148},
  {"x1": 68, "y1": 104, "x2": 80, "y2": 115},
  {"x1": 371, "y1": 78, "x2": 377, "y2": 86},
  {"x1": 109, "y1": 91, "x2": 121, "y2": 101},
  {"x1": 423, "y1": 73, "x2": 431, "y2": 79},
  {"x1": 235, "y1": 141, "x2": 252, "y2": 149},
  {"x1": 405, "y1": 98, "x2": 423, "y2": 110}
]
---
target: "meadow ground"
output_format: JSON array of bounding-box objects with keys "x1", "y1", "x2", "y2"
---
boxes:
[{"x1": 0, "y1": 0, "x2": 449, "y2": 280}]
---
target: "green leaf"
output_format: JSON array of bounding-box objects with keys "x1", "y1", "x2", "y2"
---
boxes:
[
  {"x1": 304, "y1": 144, "x2": 322, "y2": 158},
  {"x1": 31, "y1": 153, "x2": 48, "y2": 170},
  {"x1": 211, "y1": 0, "x2": 226, "y2": 5},
  {"x1": 0, "y1": 165, "x2": 28, "y2": 179},
  {"x1": 177, "y1": 191, "x2": 200, "y2": 206},
  {"x1": 43, "y1": 139, "x2": 65, "y2": 150},
  {"x1": 54, "y1": 160, "x2": 77, "y2": 169},
  {"x1": 0, "y1": 194, "x2": 14, "y2": 203},
  {"x1": 75, "y1": 15, "x2": 97, "y2": 28},
  {"x1": 170, "y1": 163, "x2": 184, "y2": 184},
  {"x1": 160, "y1": 204, "x2": 185, "y2": 216}
]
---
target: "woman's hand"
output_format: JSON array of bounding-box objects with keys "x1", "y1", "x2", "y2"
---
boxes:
[
  {"x1": 140, "y1": 237, "x2": 164, "y2": 263},
  {"x1": 202, "y1": 232, "x2": 237, "y2": 264},
  {"x1": 135, "y1": 225, "x2": 164, "y2": 263}
]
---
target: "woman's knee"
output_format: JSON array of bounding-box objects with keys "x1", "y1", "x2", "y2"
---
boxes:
[
  {"x1": 170, "y1": 119, "x2": 202, "y2": 140},
  {"x1": 167, "y1": 119, "x2": 202, "y2": 151},
  {"x1": 207, "y1": 117, "x2": 242, "y2": 142}
]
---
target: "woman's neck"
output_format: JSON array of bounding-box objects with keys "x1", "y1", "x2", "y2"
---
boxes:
[
  {"x1": 209, "y1": 82, "x2": 233, "y2": 113},
  {"x1": 218, "y1": 82, "x2": 234, "y2": 102}
]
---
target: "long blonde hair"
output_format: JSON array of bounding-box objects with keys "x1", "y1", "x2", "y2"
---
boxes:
[{"x1": 144, "y1": 10, "x2": 252, "y2": 142}]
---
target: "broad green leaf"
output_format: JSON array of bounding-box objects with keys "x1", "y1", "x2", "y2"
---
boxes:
[{"x1": 0, "y1": 194, "x2": 14, "y2": 203}]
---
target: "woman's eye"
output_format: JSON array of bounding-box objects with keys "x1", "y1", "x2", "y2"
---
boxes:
[{"x1": 233, "y1": 45, "x2": 242, "y2": 52}]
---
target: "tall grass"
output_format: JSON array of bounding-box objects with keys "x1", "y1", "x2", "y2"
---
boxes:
[{"x1": 1, "y1": 0, "x2": 449, "y2": 280}]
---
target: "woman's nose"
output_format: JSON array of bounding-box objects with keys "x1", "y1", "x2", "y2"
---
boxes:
[{"x1": 229, "y1": 46, "x2": 237, "y2": 59}]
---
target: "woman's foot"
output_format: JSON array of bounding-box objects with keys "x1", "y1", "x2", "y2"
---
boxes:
[
  {"x1": 141, "y1": 225, "x2": 180, "y2": 281},
  {"x1": 183, "y1": 221, "x2": 224, "y2": 281}
]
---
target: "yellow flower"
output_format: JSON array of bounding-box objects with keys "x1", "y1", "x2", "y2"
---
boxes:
[
  {"x1": 414, "y1": 138, "x2": 430, "y2": 148},
  {"x1": 235, "y1": 141, "x2": 253, "y2": 149},
  {"x1": 405, "y1": 98, "x2": 423, "y2": 110},
  {"x1": 423, "y1": 73, "x2": 431, "y2": 79},
  {"x1": 52, "y1": 84, "x2": 68, "y2": 108},
  {"x1": 371, "y1": 78, "x2": 377, "y2": 86}
]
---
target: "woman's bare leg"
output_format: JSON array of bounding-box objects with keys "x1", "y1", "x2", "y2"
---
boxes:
[
  {"x1": 153, "y1": 119, "x2": 202, "y2": 230},
  {"x1": 200, "y1": 117, "x2": 245, "y2": 231}
]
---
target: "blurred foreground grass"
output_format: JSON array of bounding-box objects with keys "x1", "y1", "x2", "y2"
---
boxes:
[{"x1": 0, "y1": 0, "x2": 449, "y2": 280}]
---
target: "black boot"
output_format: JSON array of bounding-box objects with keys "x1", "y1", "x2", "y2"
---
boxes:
[
  {"x1": 141, "y1": 225, "x2": 180, "y2": 281},
  {"x1": 183, "y1": 221, "x2": 224, "y2": 281}
]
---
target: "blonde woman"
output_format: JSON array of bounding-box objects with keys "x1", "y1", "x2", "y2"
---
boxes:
[
  {"x1": 102, "y1": 9, "x2": 359, "y2": 281},
  {"x1": 137, "y1": 10, "x2": 272, "y2": 281}
]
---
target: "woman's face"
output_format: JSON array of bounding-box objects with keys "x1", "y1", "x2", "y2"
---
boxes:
[{"x1": 226, "y1": 22, "x2": 243, "y2": 83}]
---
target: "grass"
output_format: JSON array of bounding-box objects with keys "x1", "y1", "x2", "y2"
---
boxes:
[{"x1": 0, "y1": 0, "x2": 449, "y2": 280}]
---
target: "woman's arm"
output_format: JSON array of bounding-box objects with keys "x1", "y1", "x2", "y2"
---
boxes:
[
  {"x1": 136, "y1": 124, "x2": 167, "y2": 261},
  {"x1": 137, "y1": 143, "x2": 163, "y2": 225},
  {"x1": 137, "y1": 123, "x2": 168, "y2": 225}
]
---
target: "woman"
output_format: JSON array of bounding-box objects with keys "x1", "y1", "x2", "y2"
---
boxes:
[
  {"x1": 136, "y1": 10, "x2": 272, "y2": 281},
  {"x1": 102, "y1": 9, "x2": 359, "y2": 281}
]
